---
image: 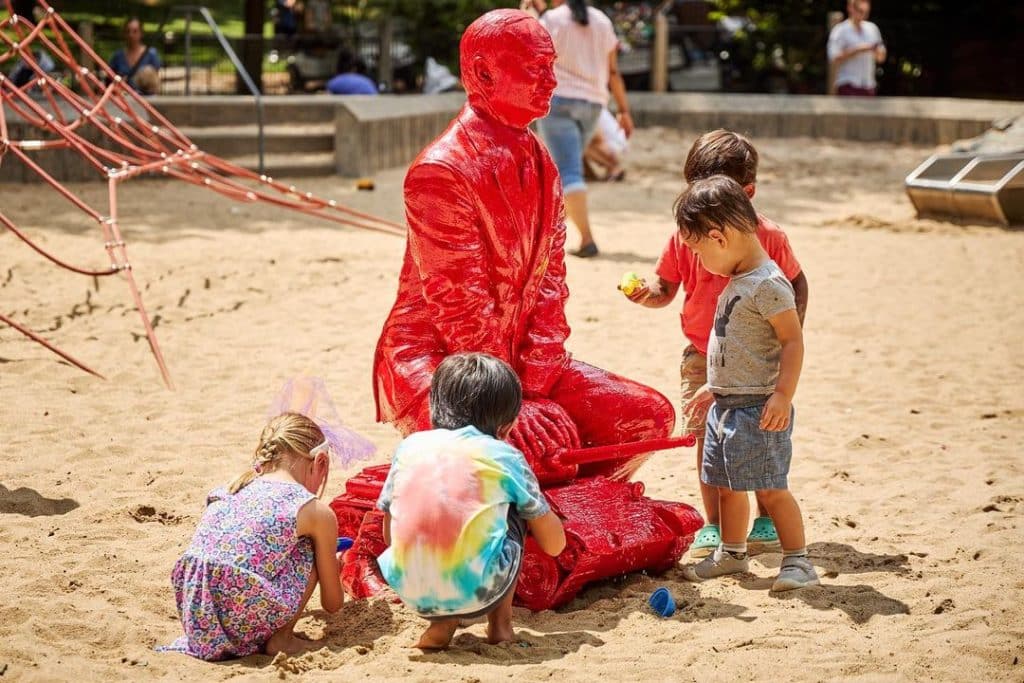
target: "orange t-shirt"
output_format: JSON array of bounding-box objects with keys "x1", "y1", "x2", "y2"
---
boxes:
[{"x1": 655, "y1": 215, "x2": 802, "y2": 355}]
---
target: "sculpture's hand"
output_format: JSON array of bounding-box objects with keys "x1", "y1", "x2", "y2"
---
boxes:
[{"x1": 507, "y1": 399, "x2": 580, "y2": 476}]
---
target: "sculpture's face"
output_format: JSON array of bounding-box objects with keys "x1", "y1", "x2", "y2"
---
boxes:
[
  {"x1": 487, "y1": 33, "x2": 557, "y2": 127},
  {"x1": 464, "y1": 14, "x2": 558, "y2": 128}
]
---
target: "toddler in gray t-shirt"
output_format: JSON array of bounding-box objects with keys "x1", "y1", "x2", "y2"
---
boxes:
[
  {"x1": 707, "y1": 260, "x2": 796, "y2": 401},
  {"x1": 671, "y1": 175, "x2": 819, "y2": 593}
]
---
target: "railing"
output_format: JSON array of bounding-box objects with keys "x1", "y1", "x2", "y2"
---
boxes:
[{"x1": 155, "y1": 6, "x2": 265, "y2": 174}]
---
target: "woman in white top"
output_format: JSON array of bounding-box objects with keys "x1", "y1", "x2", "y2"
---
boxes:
[{"x1": 531, "y1": 0, "x2": 632, "y2": 258}]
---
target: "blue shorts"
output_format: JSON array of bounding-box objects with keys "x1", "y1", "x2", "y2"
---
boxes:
[
  {"x1": 702, "y1": 399, "x2": 794, "y2": 491},
  {"x1": 536, "y1": 95, "x2": 602, "y2": 195}
]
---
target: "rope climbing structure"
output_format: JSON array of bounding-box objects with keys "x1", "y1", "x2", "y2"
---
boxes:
[{"x1": 0, "y1": 1, "x2": 405, "y2": 388}]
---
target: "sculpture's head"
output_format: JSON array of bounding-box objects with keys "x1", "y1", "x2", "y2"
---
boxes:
[{"x1": 460, "y1": 9, "x2": 557, "y2": 129}]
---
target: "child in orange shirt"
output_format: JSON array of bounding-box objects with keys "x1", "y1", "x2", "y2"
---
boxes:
[{"x1": 624, "y1": 130, "x2": 808, "y2": 556}]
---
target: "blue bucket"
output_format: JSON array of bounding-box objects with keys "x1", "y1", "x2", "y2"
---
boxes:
[{"x1": 649, "y1": 587, "x2": 676, "y2": 617}]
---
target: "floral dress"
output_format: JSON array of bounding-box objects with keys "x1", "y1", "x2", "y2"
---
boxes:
[{"x1": 158, "y1": 479, "x2": 315, "y2": 660}]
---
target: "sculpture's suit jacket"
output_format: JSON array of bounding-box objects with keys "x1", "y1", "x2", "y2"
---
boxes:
[{"x1": 373, "y1": 104, "x2": 571, "y2": 433}]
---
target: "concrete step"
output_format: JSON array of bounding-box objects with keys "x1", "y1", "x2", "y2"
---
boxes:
[
  {"x1": 222, "y1": 151, "x2": 336, "y2": 177},
  {"x1": 179, "y1": 124, "x2": 334, "y2": 157}
]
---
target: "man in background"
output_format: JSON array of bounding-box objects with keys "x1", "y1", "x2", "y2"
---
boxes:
[{"x1": 827, "y1": 0, "x2": 885, "y2": 96}]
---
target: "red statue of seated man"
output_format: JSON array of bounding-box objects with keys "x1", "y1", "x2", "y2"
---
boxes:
[{"x1": 373, "y1": 8, "x2": 674, "y2": 482}]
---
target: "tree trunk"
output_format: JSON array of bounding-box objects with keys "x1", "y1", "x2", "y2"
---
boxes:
[
  {"x1": 826, "y1": 11, "x2": 843, "y2": 95},
  {"x1": 651, "y1": 12, "x2": 668, "y2": 93},
  {"x1": 240, "y1": 0, "x2": 264, "y2": 94}
]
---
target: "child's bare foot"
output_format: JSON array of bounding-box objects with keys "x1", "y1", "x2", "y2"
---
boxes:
[
  {"x1": 415, "y1": 620, "x2": 458, "y2": 650},
  {"x1": 264, "y1": 630, "x2": 310, "y2": 657},
  {"x1": 485, "y1": 583, "x2": 517, "y2": 644},
  {"x1": 485, "y1": 622, "x2": 515, "y2": 645}
]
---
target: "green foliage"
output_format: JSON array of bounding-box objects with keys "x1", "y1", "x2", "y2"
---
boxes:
[
  {"x1": 27, "y1": 0, "x2": 1024, "y2": 96},
  {"x1": 709, "y1": 0, "x2": 828, "y2": 93},
  {"x1": 707, "y1": 0, "x2": 1021, "y2": 97},
  {"x1": 55, "y1": 1, "x2": 267, "y2": 37},
  {"x1": 338, "y1": 1, "x2": 507, "y2": 73},
  {"x1": 42, "y1": 1, "x2": 286, "y2": 85},
  {"x1": 32, "y1": 0, "x2": 515, "y2": 90}
]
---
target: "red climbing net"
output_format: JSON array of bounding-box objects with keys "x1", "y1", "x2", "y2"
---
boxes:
[{"x1": 0, "y1": 1, "x2": 405, "y2": 388}]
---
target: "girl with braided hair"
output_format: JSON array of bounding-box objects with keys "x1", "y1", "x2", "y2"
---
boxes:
[{"x1": 160, "y1": 412, "x2": 346, "y2": 660}]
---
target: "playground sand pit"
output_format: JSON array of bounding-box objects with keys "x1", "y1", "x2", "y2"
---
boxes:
[{"x1": 1, "y1": 128, "x2": 1022, "y2": 681}]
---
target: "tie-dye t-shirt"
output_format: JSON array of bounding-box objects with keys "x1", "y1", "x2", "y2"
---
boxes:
[{"x1": 376, "y1": 426, "x2": 549, "y2": 617}]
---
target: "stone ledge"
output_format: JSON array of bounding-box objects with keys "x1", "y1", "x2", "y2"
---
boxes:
[
  {"x1": 4, "y1": 93, "x2": 1019, "y2": 182},
  {"x1": 629, "y1": 93, "x2": 1022, "y2": 145},
  {"x1": 334, "y1": 93, "x2": 465, "y2": 177}
]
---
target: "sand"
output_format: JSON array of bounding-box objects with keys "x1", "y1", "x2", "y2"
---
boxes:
[{"x1": 1, "y1": 128, "x2": 1022, "y2": 682}]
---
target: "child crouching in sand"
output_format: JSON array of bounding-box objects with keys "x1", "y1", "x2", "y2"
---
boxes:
[
  {"x1": 674, "y1": 176, "x2": 819, "y2": 591},
  {"x1": 160, "y1": 413, "x2": 345, "y2": 660},
  {"x1": 376, "y1": 352, "x2": 567, "y2": 649}
]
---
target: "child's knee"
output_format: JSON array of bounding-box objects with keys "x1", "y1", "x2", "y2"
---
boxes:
[{"x1": 756, "y1": 488, "x2": 788, "y2": 504}]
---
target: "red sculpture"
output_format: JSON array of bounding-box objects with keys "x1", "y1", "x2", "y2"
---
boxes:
[
  {"x1": 373, "y1": 8, "x2": 675, "y2": 481},
  {"x1": 332, "y1": 9, "x2": 703, "y2": 611}
]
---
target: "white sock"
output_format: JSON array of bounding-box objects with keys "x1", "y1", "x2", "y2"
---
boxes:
[{"x1": 722, "y1": 542, "x2": 748, "y2": 558}]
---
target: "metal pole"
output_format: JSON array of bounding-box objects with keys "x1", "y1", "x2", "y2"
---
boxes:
[
  {"x1": 0, "y1": 311, "x2": 106, "y2": 379},
  {"x1": 378, "y1": 17, "x2": 393, "y2": 92},
  {"x1": 255, "y1": 96, "x2": 265, "y2": 175},
  {"x1": 200, "y1": 7, "x2": 264, "y2": 174},
  {"x1": 184, "y1": 9, "x2": 192, "y2": 96}
]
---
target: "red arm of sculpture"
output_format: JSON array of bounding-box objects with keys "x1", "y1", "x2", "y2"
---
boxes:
[
  {"x1": 404, "y1": 161, "x2": 509, "y2": 361},
  {"x1": 517, "y1": 214, "x2": 571, "y2": 398}
]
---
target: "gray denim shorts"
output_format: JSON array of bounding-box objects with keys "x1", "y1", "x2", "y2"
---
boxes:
[{"x1": 702, "y1": 399, "x2": 794, "y2": 491}]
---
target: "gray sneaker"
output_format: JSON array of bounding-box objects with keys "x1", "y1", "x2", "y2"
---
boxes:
[
  {"x1": 682, "y1": 545, "x2": 749, "y2": 582},
  {"x1": 771, "y1": 555, "x2": 820, "y2": 592}
]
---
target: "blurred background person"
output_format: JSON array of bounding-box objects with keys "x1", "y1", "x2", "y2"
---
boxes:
[
  {"x1": 302, "y1": 0, "x2": 331, "y2": 35},
  {"x1": 519, "y1": 0, "x2": 547, "y2": 18},
  {"x1": 536, "y1": 0, "x2": 633, "y2": 259},
  {"x1": 422, "y1": 57, "x2": 460, "y2": 95},
  {"x1": 827, "y1": 0, "x2": 885, "y2": 96},
  {"x1": 109, "y1": 17, "x2": 161, "y2": 95},
  {"x1": 8, "y1": 49, "x2": 54, "y2": 92},
  {"x1": 583, "y1": 106, "x2": 628, "y2": 182},
  {"x1": 326, "y1": 48, "x2": 378, "y2": 95},
  {"x1": 274, "y1": 0, "x2": 300, "y2": 39}
]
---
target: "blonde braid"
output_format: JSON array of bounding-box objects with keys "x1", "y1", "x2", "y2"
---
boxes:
[
  {"x1": 228, "y1": 412, "x2": 324, "y2": 494},
  {"x1": 253, "y1": 429, "x2": 282, "y2": 470}
]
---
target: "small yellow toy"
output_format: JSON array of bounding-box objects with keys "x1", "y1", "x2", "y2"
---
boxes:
[{"x1": 618, "y1": 271, "x2": 644, "y2": 296}]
